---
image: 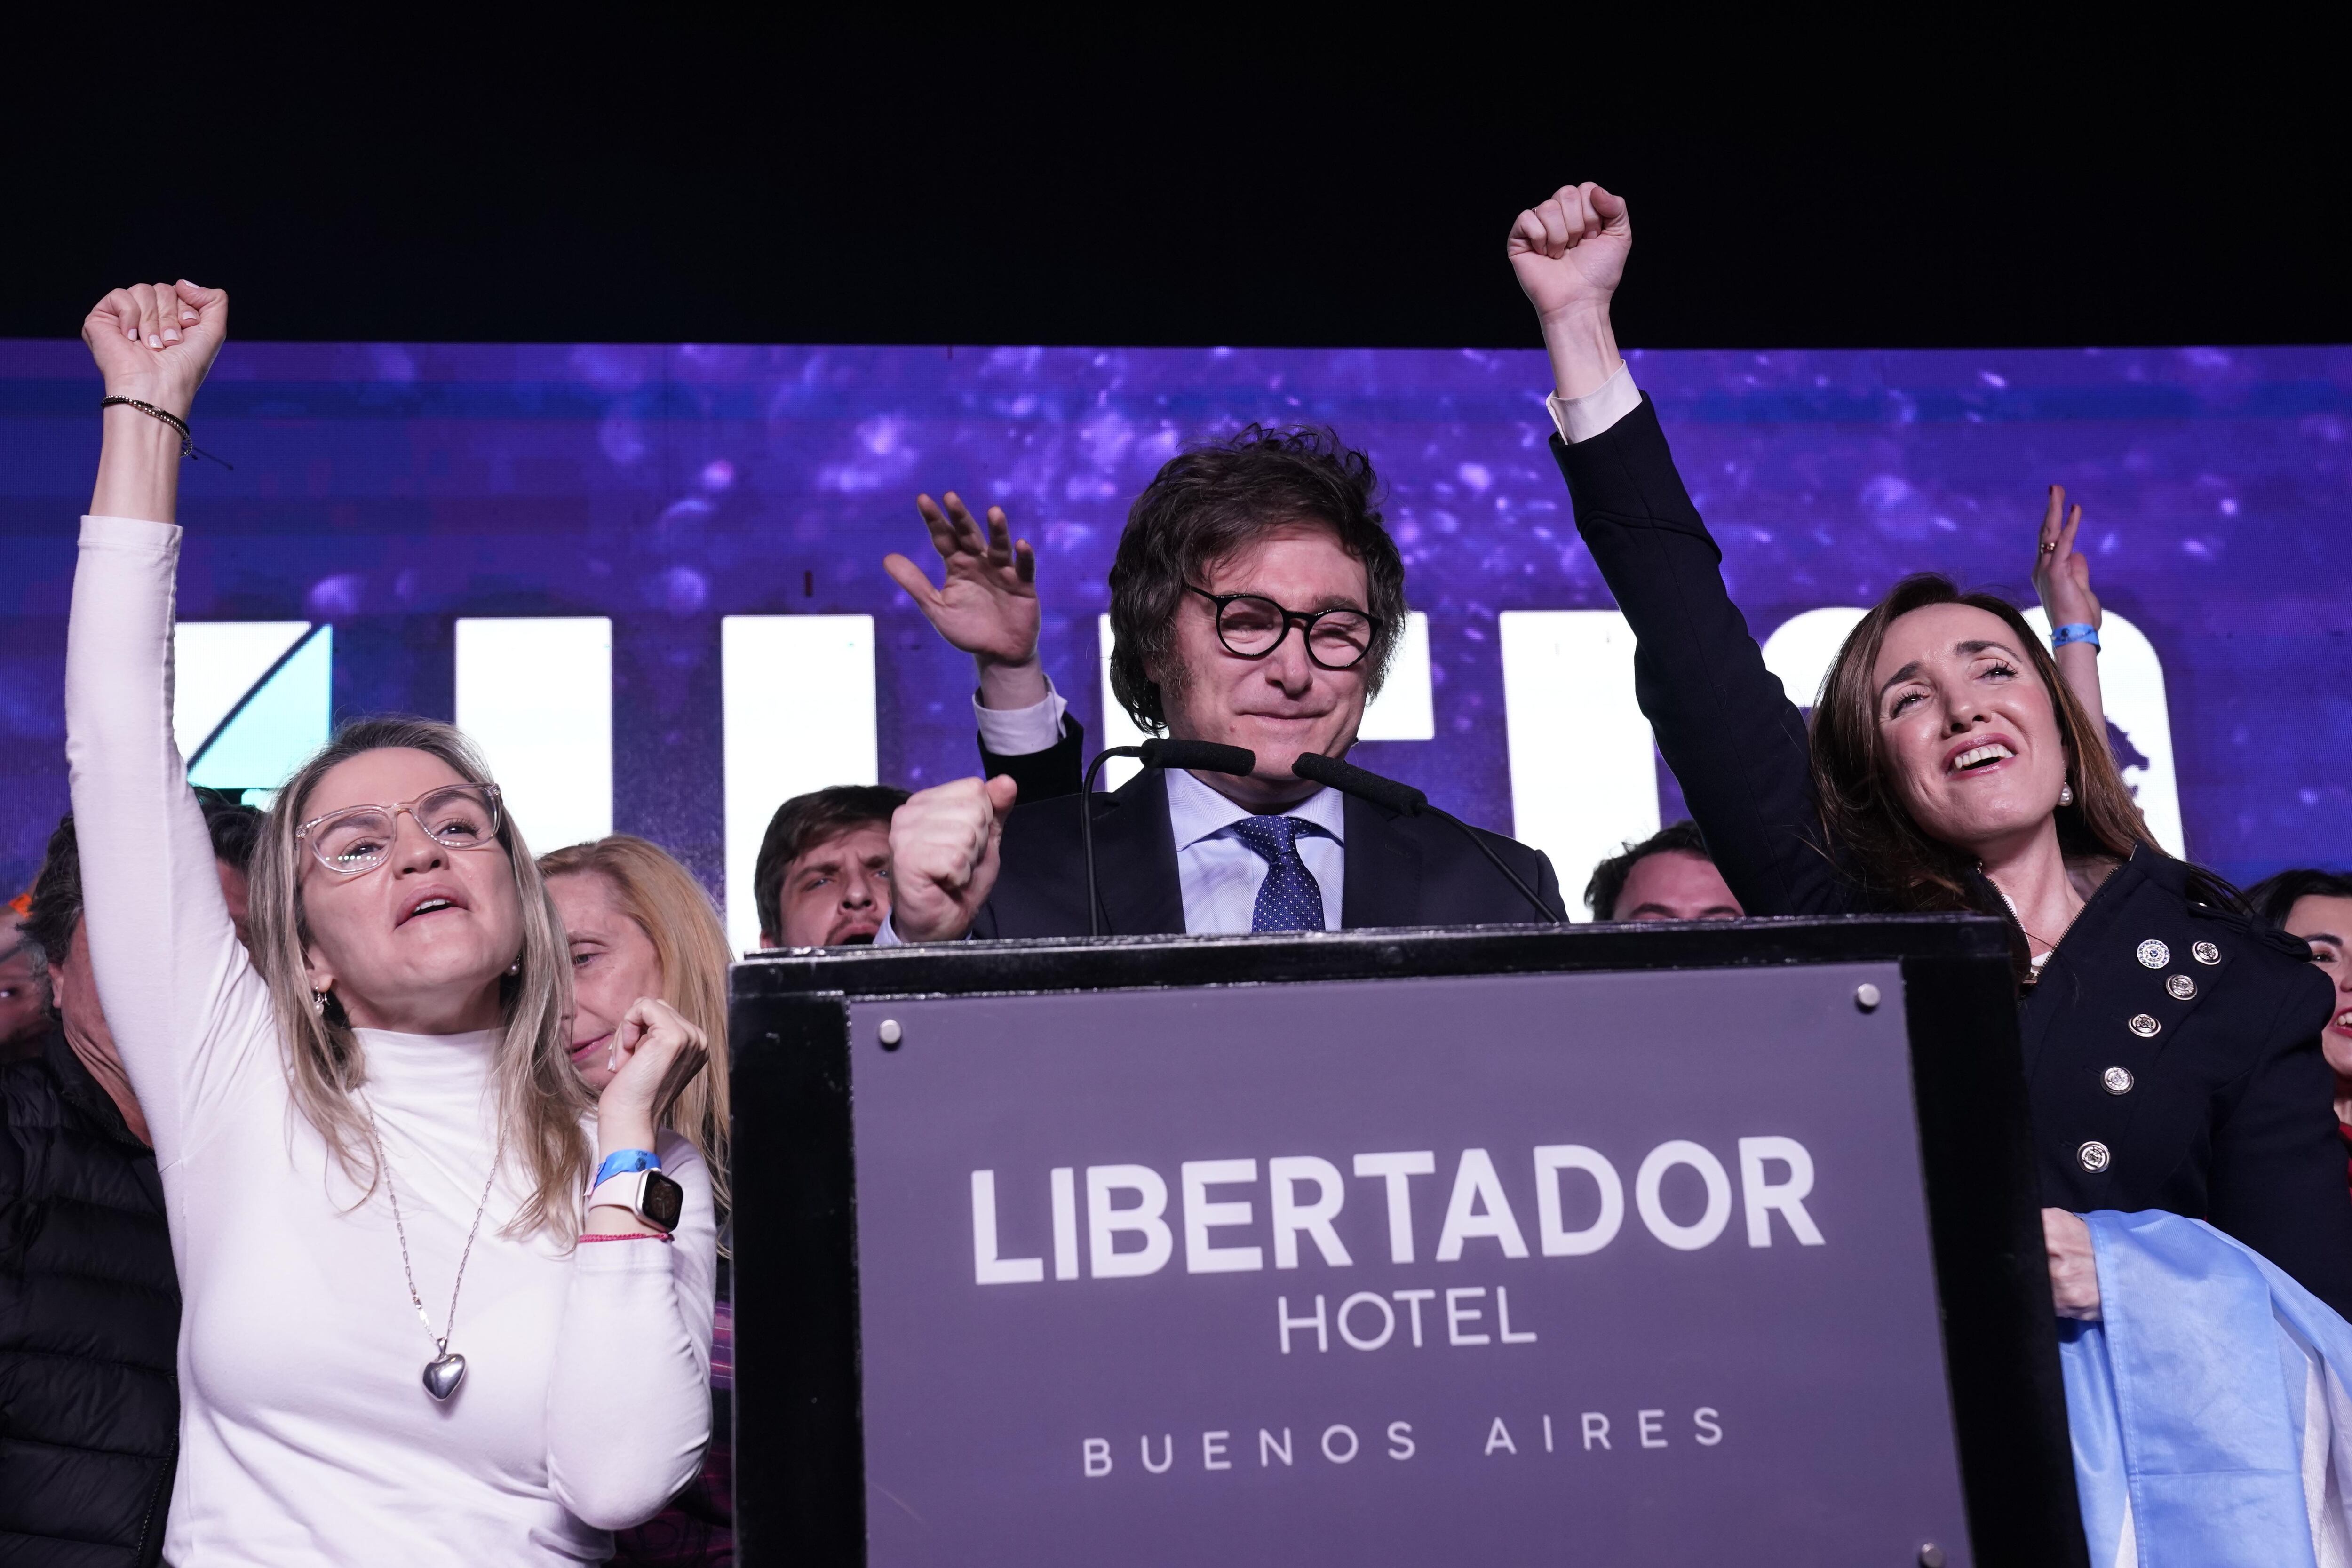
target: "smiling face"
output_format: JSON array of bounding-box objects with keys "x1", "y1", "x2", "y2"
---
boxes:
[
  {"x1": 1869, "y1": 602, "x2": 2072, "y2": 859},
  {"x1": 295, "y1": 747, "x2": 523, "y2": 1035},
  {"x1": 1148, "y1": 520, "x2": 1374, "y2": 808},
  {"x1": 2285, "y1": 894, "x2": 2352, "y2": 1086},
  {"x1": 547, "y1": 869, "x2": 665, "y2": 1092},
  {"x1": 763, "y1": 822, "x2": 892, "y2": 948}
]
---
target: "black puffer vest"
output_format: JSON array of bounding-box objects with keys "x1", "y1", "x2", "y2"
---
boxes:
[{"x1": 0, "y1": 1029, "x2": 179, "y2": 1567}]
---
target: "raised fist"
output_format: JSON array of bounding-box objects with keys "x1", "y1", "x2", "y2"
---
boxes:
[
  {"x1": 1507, "y1": 183, "x2": 1630, "y2": 325},
  {"x1": 83, "y1": 280, "x2": 228, "y2": 418},
  {"x1": 886, "y1": 773, "x2": 1022, "y2": 942}
]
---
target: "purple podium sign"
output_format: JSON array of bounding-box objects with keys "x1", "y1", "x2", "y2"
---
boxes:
[{"x1": 731, "y1": 921, "x2": 2080, "y2": 1567}]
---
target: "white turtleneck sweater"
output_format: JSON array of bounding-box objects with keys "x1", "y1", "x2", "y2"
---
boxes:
[{"x1": 65, "y1": 514, "x2": 716, "y2": 1565}]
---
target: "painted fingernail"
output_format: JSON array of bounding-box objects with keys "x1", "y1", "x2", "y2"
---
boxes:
[
  {"x1": 163, "y1": 329, "x2": 180, "y2": 343},
  {"x1": 149, "y1": 335, "x2": 162, "y2": 348}
]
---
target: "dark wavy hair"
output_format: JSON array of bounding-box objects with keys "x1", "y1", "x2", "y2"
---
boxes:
[
  {"x1": 1107, "y1": 425, "x2": 1408, "y2": 732},
  {"x1": 1584, "y1": 819, "x2": 1715, "y2": 919},
  {"x1": 18, "y1": 787, "x2": 262, "y2": 965},
  {"x1": 1809, "y1": 573, "x2": 2153, "y2": 911},
  {"x1": 2245, "y1": 868, "x2": 2352, "y2": 929}
]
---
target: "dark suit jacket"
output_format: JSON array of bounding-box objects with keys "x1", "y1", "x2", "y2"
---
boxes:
[
  {"x1": 970, "y1": 765, "x2": 1565, "y2": 938},
  {"x1": 1552, "y1": 394, "x2": 2352, "y2": 1317},
  {"x1": 979, "y1": 712, "x2": 1085, "y2": 809}
]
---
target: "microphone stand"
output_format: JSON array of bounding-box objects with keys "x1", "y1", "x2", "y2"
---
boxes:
[
  {"x1": 1289, "y1": 752, "x2": 1563, "y2": 924},
  {"x1": 1080, "y1": 739, "x2": 1258, "y2": 938}
]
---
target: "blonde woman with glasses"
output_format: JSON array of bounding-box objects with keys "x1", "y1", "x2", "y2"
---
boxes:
[{"x1": 66, "y1": 280, "x2": 716, "y2": 1564}]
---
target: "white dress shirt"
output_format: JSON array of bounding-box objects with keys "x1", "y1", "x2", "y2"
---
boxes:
[
  {"x1": 1162, "y1": 766, "x2": 1345, "y2": 933},
  {"x1": 1546, "y1": 360, "x2": 1643, "y2": 444}
]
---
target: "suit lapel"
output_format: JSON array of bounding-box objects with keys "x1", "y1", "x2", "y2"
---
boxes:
[
  {"x1": 1340, "y1": 793, "x2": 1422, "y2": 930},
  {"x1": 1092, "y1": 769, "x2": 1187, "y2": 935}
]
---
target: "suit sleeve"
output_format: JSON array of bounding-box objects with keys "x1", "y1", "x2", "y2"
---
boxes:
[
  {"x1": 1550, "y1": 399, "x2": 1851, "y2": 917},
  {"x1": 981, "y1": 711, "x2": 1087, "y2": 808},
  {"x1": 2202, "y1": 967, "x2": 2352, "y2": 1318}
]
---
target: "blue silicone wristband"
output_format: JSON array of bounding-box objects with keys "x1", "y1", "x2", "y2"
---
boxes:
[
  {"x1": 2050, "y1": 622, "x2": 2099, "y2": 651},
  {"x1": 591, "y1": 1148, "x2": 660, "y2": 1191}
]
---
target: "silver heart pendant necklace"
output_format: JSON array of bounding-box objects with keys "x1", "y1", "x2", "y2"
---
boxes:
[{"x1": 366, "y1": 1098, "x2": 507, "y2": 1404}]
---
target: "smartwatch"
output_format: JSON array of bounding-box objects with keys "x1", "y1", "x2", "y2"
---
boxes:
[{"x1": 588, "y1": 1168, "x2": 685, "y2": 1234}]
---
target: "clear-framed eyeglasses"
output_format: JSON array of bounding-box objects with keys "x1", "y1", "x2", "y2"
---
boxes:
[
  {"x1": 1184, "y1": 584, "x2": 1383, "y2": 670},
  {"x1": 294, "y1": 783, "x2": 505, "y2": 876}
]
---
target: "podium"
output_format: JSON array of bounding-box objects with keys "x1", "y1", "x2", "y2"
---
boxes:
[{"x1": 730, "y1": 917, "x2": 2084, "y2": 1567}]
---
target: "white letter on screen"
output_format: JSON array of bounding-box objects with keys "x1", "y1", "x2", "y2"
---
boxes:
[
  {"x1": 1435, "y1": 1148, "x2": 1530, "y2": 1261},
  {"x1": 1083, "y1": 1438, "x2": 1112, "y2": 1477},
  {"x1": 1050, "y1": 1166, "x2": 1080, "y2": 1279},
  {"x1": 1353, "y1": 1151, "x2": 1435, "y2": 1263},
  {"x1": 1738, "y1": 1136, "x2": 1825, "y2": 1247},
  {"x1": 721, "y1": 613, "x2": 877, "y2": 950},
  {"x1": 1182, "y1": 1159, "x2": 1263, "y2": 1274},
  {"x1": 1636, "y1": 1141, "x2": 1734, "y2": 1250},
  {"x1": 454, "y1": 617, "x2": 612, "y2": 854},
  {"x1": 1534, "y1": 1144, "x2": 1625, "y2": 1256},
  {"x1": 1268, "y1": 1156, "x2": 1351, "y2": 1268},
  {"x1": 1498, "y1": 610, "x2": 1658, "y2": 922},
  {"x1": 1088, "y1": 1164, "x2": 1173, "y2": 1278},
  {"x1": 970, "y1": 1170, "x2": 1043, "y2": 1285}
]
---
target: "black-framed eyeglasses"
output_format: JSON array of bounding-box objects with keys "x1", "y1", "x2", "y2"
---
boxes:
[
  {"x1": 1184, "y1": 585, "x2": 1383, "y2": 671},
  {"x1": 293, "y1": 783, "x2": 505, "y2": 876}
]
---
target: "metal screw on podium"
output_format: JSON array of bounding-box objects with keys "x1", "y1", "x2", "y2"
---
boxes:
[
  {"x1": 1854, "y1": 983, "x2": 1882, "y2": 1012},
  {"x1": 877, "y1": 1019, "x2": 903, "y2": 1050},
  {"x1": 1916, "y1": 1545, "x2": 1945, "y2": 1568}
]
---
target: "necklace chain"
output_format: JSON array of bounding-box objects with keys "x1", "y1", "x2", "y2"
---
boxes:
[{"x1": 364, "y1": 1097, "x2": 507, "y2": 1355}]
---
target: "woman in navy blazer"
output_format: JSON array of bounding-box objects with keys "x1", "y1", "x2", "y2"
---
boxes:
[{"x1": 1508, "y1": 179, "x2": 2352, "y2": 1319}]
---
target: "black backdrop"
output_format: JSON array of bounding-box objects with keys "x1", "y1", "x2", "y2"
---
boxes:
[{"x1": 2, "y1": 21, "x2": 2341, "y2": 350}]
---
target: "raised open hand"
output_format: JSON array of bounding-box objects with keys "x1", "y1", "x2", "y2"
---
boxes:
[
  {"x1": 2032, "y1": 485, "x2": 2100, "y2": 632},
  {"x1": 884, "y1": 493, "x2": 1040, "y2": 664},
  {"x1": 83, "y1": 280, "x2": 228, "y2": 417},
  {"x1": 1508, "y1": 183, "x2": 1631, "y2": 325}
]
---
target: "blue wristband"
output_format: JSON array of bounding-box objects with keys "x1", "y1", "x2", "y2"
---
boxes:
[
  {"x1": 2050, "y1": 622, "x2": 2099, "y2": 651},
  {"x1": 591, "y1": 1148, "x2": 660, "y2": 1191}
]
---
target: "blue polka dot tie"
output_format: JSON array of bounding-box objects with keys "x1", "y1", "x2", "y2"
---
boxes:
[{"x1": 1229, "y1": 815, "x2": 1327, "y2": 933}]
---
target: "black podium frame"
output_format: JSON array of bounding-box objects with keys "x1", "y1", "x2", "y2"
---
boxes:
[{"x1": 728, "y1": 915, "x2": 2086, "y2": 1568}]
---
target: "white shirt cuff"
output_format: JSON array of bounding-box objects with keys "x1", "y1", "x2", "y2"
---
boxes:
[
  {"x1": 1546, "y1": 362, "x2": 1641, "y2": 444},
  {"x1": 974, "y1": 675, "x2": 1067, "y2": 757}
]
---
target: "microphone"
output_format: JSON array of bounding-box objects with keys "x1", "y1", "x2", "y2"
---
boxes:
[
  {"x1": 1290, "y1": 752, "x2": 1564, "y2": 925},
  {"x1": 1081, "y1": 740, "x2": 1258, "y2": 937}
]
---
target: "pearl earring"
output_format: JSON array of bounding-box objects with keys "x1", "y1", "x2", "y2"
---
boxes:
[
  {"x1": 2058, "y1": 781, "x2": 2075, "y2": 807},
  {"x1": 311, "y1": 988, "x2": 329, "y2": 1017},
  {"x1": 507, "y1": 960, "x2": 521, "y2": 976}
]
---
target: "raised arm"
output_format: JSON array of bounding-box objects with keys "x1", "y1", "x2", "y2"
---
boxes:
[
  {"x1": 66, "y1": 282, "x2": 276, "y2": 1165},
  {"x1": 2031, "y1": 485, "x2": 2107, "y2": 741},
  {"x1": 885, "y1": 490, "x2": 1087, "y2": 801},
  {"x1": 1510, "y1": 185, "x2": 1850, "y2": 917}
]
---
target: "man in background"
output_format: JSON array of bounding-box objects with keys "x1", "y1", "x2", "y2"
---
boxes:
[
  {"x1": 0, "y1": 919, "x2": 48, "y2": 1062},
  {"x1": 754, "y1": 785, "x2": 909, "y2": 947},
  {"x1": 1585, "y1": 820, "x2": 1744, "y2": 923},
  {"x1": 1, "y1": 791, "x2": 259, "y2": 1567}
]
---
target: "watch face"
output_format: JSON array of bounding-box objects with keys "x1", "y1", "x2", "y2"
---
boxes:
[{"x1": 643, "y1": 1170, "x2": 685, "y2": 1232}]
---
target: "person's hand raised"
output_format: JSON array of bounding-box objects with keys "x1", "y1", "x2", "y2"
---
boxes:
[
  {"x1": 83, "y1": 280, "x2": 228, "y2": 418},
  {"x1": 1508, "y1": 183, "x2": 1631, "y2": 326},
  {"x1": 2032, "y1": 485, "x2": 2101, "y2": 633},
  {"x1": 886, "y1": 774, "x2": 1021, "y2": 942},
  {"x1": 885, "y1": 493, "x2": 1040, "y2": 667}
]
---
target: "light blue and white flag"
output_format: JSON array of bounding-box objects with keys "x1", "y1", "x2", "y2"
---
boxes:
[{"x1": 2062, "y1": 1210, "x2": 2352, "y2": 1568}]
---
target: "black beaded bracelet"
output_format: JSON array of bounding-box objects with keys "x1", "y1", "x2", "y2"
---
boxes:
[{"x1": 100, "y1": 396, "x2": 232, "y2": 469}]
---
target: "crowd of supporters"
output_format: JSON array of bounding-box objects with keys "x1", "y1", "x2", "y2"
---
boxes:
[{"x1": 3, "y1": 183, "x2": 2345, "y2": 1567}]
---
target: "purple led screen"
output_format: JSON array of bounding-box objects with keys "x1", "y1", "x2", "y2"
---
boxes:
[{"x1": 3, "y1": 339, "x2": 2349, "y2": 905}]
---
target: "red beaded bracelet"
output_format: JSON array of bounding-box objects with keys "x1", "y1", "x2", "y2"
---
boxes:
[{"x1": 580, "y1": 1232, "x2": 674, "y2": 1244}]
